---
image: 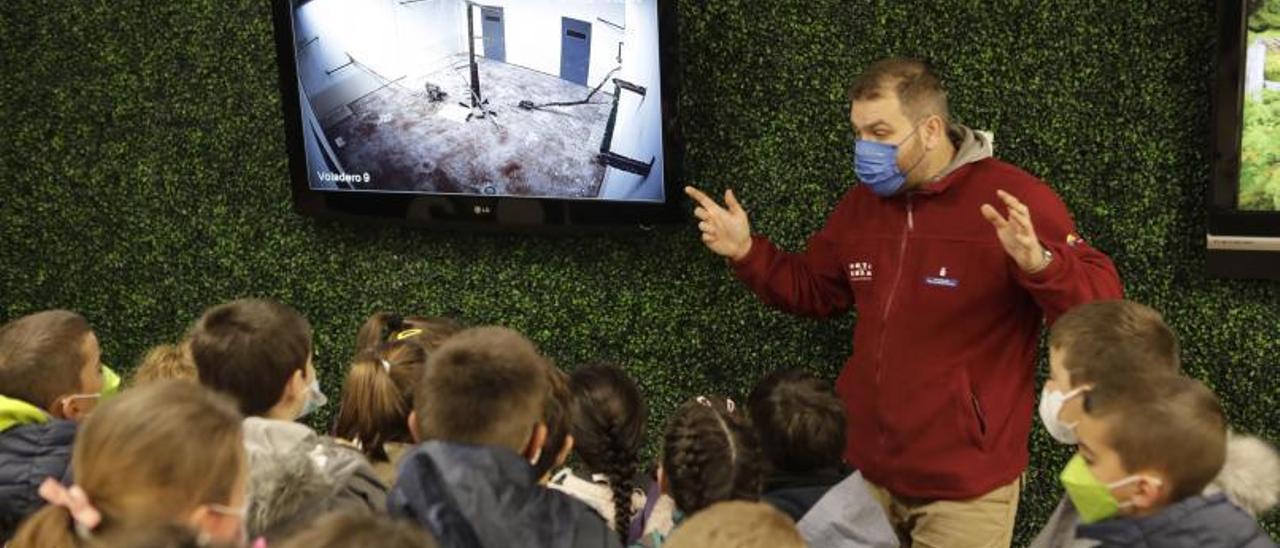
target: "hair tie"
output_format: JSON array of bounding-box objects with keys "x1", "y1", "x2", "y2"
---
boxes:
[
  {"x1": 379, "y1": 358, "x2": 392, "y2": 373},
  {"x1": 695, "y1": 396, "x2": 736, "y2": 413},
  {"x1": 39, "y1": 478, "x2": 101, "y2": 537}
]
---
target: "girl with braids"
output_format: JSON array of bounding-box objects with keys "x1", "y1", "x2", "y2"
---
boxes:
[
  {"x1": 635, "y1": 395, "x2": 765, "y2": 548},
  {"x1": 549, "y1": 364, "x2": 661, "y2": 544},
  {"x1": 10, "y1": 380, "x2": 248, "y2": 548},
  {"x1": 332, "y1": 339, "x2": 428, "y2": 486},
  {"x1": 353, "y1": 312, "x2": 464, "y2": 355}
]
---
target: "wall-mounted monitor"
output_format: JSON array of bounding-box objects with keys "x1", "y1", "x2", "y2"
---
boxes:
[
  {"x1": 1208, "y1": 0, "x2": 1280, "y2": 279},
  {"x1": 269, "y1": 0, "x2": 684, "y2": 229}
]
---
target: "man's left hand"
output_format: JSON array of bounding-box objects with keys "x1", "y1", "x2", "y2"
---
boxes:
[{"x1": 981, "y1": 190, "x2": 1049, "y2": 274}]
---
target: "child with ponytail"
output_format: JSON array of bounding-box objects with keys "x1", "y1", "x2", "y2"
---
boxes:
[
  {"x1": 332, "y1": 339, "x2": 428, "y2": 485},
  {"x1": 10, "y1": 380, "x2": 248, "y2": 548}
]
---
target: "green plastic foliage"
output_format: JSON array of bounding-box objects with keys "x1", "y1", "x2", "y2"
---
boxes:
[{"x1": 0, "y1": 1, "x2": 1277, "y2": 543}]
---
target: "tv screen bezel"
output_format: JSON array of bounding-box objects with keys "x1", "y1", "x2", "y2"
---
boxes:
[
  {"x1": 1209, "y1": 0, "x2": 1280, "y2": 237},
  {"x1": 268, "y1": 0, "x2": 687, "y2": 230}
]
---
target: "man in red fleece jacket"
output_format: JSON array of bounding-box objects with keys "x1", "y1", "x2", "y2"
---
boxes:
[{"x1": 687, "y1": 57, "x2": 1122, "y2": 547}]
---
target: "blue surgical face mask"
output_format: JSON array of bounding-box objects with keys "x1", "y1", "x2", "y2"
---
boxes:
[
  {"x1": 298, "y1": 378, "x2": 327, "y2": 420},
  {"x1": 853, "y1": 123, "x2": 927, "y2": 197}
]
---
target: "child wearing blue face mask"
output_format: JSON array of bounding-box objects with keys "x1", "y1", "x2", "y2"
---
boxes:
[
  {"x1": 1047, "y1": 376, "x2": 1275, "y2": 548},
  {"x1": 0, "y1": 310, "x2": 106, "y2": 542},
  {"x1": 190, "y1": 299, "x2": 385, "y2": 543}
]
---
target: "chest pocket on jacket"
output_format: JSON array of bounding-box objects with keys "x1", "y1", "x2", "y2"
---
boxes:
[{"x1": 903, "y1": 238, "x2": 1005, "y2": 332}]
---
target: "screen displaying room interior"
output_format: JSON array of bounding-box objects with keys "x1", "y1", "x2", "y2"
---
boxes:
[{"x1": 289, "y1": 0, "x2": 665, "y2": 202}]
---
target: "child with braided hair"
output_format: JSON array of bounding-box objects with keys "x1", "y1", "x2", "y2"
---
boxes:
[
  {"x1": 634, "y1": 395, "x2": 765, "y2": 548},
  {"x1": 549, "y1": 364, "x2": 666, "y2": 544}
]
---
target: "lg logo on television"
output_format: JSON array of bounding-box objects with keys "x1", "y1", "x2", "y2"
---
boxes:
[{"x1": 474, "y1": 205, "x2": 492, "y2": 215}]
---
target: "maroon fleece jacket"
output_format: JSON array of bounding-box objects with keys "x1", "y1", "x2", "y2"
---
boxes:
[{"x1": 732, "y1": 156, "x2": 1122, "y2": 499}]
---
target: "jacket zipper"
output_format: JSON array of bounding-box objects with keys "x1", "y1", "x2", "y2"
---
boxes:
[{"x1": 873, "y1": 196, "x2": 913, "y2": 453}]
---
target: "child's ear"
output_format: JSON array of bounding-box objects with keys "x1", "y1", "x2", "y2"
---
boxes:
[
  {"x1": 524, "y1": 422, "x2": 549, "y2": 463},
  {"x1": 49, "y1": 394, "x2": 94, "y2": 422},
  {"x1": 554, "y1": 434, "x2": 575, "y2": 469},
  {"x1": 407, "y1": 411, "x2": 422, "y2": 443},
  {"x1": 1130, "y1": 472, "x2": 1168, "y2": 511},
  {"x1": 287, "y1": 368, "x2": 308, "y2": 402},
  {"x1": 48, "y1": 395, "x2": 74, "y2": 420}
]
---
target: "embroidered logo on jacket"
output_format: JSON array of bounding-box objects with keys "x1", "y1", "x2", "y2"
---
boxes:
[
  {"x1": 924, "y1": 266, "x2": 959, "y2": 288},
  {"x1": 848, "y1": 262, "x2": 873, "y2": 282}
]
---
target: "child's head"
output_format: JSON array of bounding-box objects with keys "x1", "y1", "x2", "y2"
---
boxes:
[
  {"x1": 355, "y1": 312, "x2": 463, "y2": 355},
  {"x1": 190, "y1": 299, "x2": 315, "y2": 419},
  {"x1": 565, "y1": 363, "x2": 647, "y2": 541},
  {"x1": 274, "y1": 512, "x2": 438, "y2": 548},
  {"x1": 747, "y1": 369, "x2": 846, "y2": 474},
  {"x1": 661, "y1": 396, "x2": 764, "y2": 515},
  {"x1": 1043, "y1": 300, "x2": 1180, "y2": 443},
  {"x1": 1047, "y1": 300, "x2": 1179, "y2": 392},
  {"x1": 1064, "y1": 375, "x2": 1227, "y2": 523},
  {"x1": 412, "y1": 327, "x2": 549, "y2": 460},
  {"x1": 131, "y1": 342, "x2": 197, "y2": 387},
  {"x1": 0, "y1": 309, "x2": 103, "y2": 420},
  {"x1": 665, "y1": 501, "x2": 804, "y2": 548},
  {"x1": 11, "y1": 380, "x2": 248, "y2": 547},
  {"x1": 532, "y1": 365, "x2": 573, "y2": 480},
  {"x1": 333, "y1": 339, "x2": 427, "y2": 461}
]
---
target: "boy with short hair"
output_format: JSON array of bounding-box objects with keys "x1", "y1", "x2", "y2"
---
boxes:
[
  {"x1": 1054, "y1": 376, "x2": 1273, "y2": 547},
  {"x1": 389, "y1": 326, "x2": 620, "y2": 548},
  {"x1": 1038, "y1": 300, "x2": 1180, "y2": 445},
  {"x1": 747, "y1": 369, "x2": 850, "y2": 520},
  {"x1": 190, "y1": 298, "x2": 385, "y2": 541},
  {"x1": 0, "y1": 310, "x2": 104, "y2": 541}
]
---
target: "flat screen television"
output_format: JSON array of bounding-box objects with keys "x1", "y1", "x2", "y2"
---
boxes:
[
  {"x1": 1208, "y1": 0, "x2": 1280, "y2": 278},
  {"x1": 269, "y1": 0, "x2": 684, "y2": 229}
]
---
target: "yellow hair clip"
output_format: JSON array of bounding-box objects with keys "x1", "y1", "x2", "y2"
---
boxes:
[{"x1": 393, "y1": 328, "x2": 424, "y2": 341}]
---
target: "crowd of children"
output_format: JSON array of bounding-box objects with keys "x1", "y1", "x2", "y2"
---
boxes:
[{"x1": 0, "y1": 298, "x2": 1276, "y2": 547}]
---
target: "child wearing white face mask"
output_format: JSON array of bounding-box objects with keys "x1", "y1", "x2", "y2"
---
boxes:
[{"x1": 190, "y1": 299, "x2": 384, "y2": 543}]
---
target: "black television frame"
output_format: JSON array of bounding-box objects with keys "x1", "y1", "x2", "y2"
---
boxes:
[
  {"x1": 1208, "y1": 0, "x2": 1280, "y2": 279},
  {"x1": 268, "y1": 0, "x2": 687, "y2": 231}
]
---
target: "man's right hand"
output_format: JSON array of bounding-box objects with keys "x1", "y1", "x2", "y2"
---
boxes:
[{"x1": 685, "y1": 186, "x2": 753, "y2": 262}]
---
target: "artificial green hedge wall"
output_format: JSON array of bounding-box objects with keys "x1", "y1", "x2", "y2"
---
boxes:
[{"x1": 1, "y1": 0, "x2": 1277, "y2": 543}]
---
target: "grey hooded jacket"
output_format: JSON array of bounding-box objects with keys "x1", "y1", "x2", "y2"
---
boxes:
[{"x1": 242, "y1": 417, "x2": 387, "y2": 540}]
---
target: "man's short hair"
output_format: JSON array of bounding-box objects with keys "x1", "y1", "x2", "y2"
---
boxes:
[
  {"x1": 1049, "y1": 300, "x2": 1180, "y2": 388},
  {"x1": 189, "y1": 299, "x2": 312, "y2": 417},
  {"x1": 665, "y1": 501, "x2": 804, "y2": 548},
  {"x1": 747, "y1": 369, "x2": 846, "y2": 474},
  {"x1": 0, "y1": 310, "x2": 92, "y2": 409},
  {"x1": 1083, "y1": 375, "x2": 1227, "y2": 502},
  {"x1": 847, "y1": 57, "x2": 950, "y2": 123},
  {"x1": 414, "y1": 327, "x2": 549, "y2": 452}
]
